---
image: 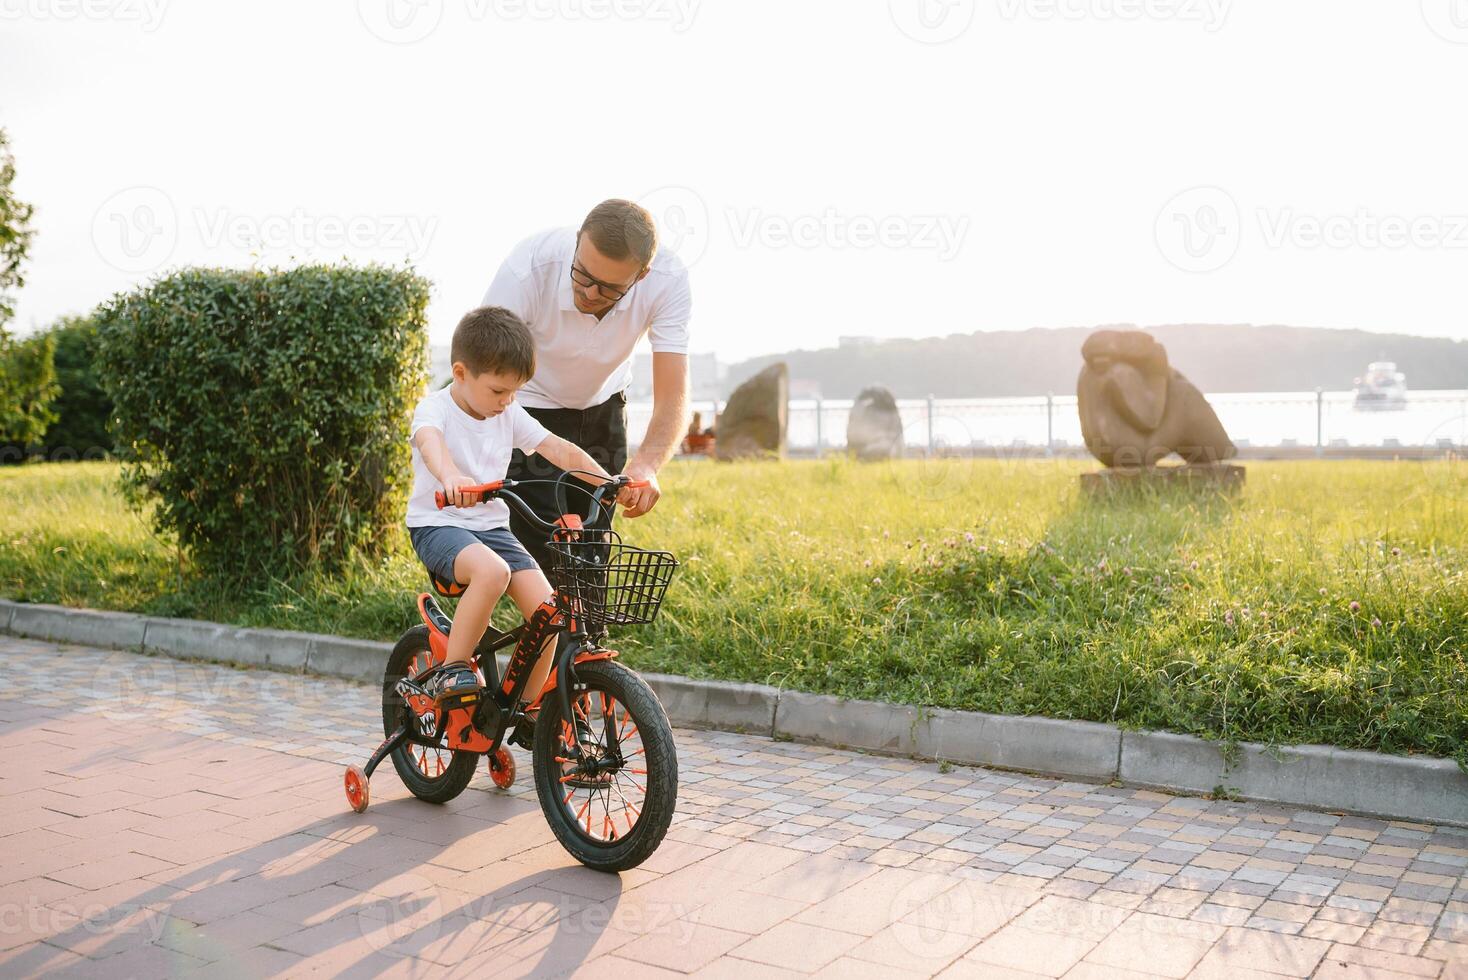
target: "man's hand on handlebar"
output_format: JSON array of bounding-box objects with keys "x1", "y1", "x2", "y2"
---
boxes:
[{"x1": 617, "y1": 466, "x2": 661, "y2": 518}]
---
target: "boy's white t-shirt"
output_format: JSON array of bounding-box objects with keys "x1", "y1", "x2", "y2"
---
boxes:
[{"x1": 405, "y1": 386, "x2": 551, "y2": 531}]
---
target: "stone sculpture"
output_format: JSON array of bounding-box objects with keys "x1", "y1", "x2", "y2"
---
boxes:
[
  {"x1": 1077, "y1": 329, "x2": 1236, "y2": 469},
  {"x1": 846, "y1": 386, "x2": 904, "y2": 460},
  {"x1": 715, "y1": 363, "x2": 788, "y2": 460}
]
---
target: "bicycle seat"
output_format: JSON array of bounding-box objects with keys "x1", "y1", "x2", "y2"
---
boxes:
[
  {"x1": 418, "y1": 593, "x2": 455, "y2": 637},
  {"x1": 417, "y1": 590, "x2": 514, "y2": 652}
]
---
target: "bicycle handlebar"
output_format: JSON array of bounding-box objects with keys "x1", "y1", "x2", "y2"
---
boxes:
[{"x1": 434, "y1": 474, "x2": 646, "y2": 533}]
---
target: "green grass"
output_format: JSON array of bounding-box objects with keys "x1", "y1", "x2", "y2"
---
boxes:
[{"x1": 3, "y1": 458, "x2": 1465, "y2": 766}]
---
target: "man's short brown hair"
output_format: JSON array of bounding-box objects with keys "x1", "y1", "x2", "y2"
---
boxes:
[
  {"x1": 451, "y1": 306, "x2": 535, "y2": 379},
  {"x1": 579, "y1": 199, "x2": 658, "y2": 268}
]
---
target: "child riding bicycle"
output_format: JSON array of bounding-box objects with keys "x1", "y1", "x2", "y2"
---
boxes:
[{"x1": 406, "y1": 305, "x2": 632, "y2": 706}]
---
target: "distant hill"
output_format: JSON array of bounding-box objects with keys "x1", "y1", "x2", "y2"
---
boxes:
[{"x1": 720, "y1": 325, "x2": 1468, "y2": 399}]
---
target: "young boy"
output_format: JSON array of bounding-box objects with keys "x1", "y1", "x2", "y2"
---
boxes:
[{"x1": 406, "y1": 305, "x2": 619, "y2": 704}]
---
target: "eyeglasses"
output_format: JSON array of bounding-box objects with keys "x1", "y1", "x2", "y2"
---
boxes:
[{"x1": 569, "y1": 261, "x2": 637, "y2": 303}]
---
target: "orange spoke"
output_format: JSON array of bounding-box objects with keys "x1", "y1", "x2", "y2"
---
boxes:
[
  {"x1": 627, "y1": 768, "x2": 647, "y2": 775},
  {"x1": 563, "y1": 787, "x2": 576, "y2": 806}
]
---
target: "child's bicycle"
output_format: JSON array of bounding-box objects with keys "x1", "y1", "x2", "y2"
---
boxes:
[{"x1": 343, "y1": 473, "x2": 680, "y2": 873}]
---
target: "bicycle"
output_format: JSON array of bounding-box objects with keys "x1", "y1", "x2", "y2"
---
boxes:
[{"x1": 343, "y1": 473, "x2": 681, "y2": 873}]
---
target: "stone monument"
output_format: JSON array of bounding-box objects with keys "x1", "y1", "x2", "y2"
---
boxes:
[
  {"x1": 715, "y1": 363, "x2": 788, "y2": 460},
  {"x1": 1076, "y1": 329, "x2": 1243, "y2": 490},
  {"x1": 846, "y1": 386, "x2": 904, "y2": 460}
]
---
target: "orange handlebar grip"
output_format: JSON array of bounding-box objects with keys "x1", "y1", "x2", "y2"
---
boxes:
[{"x1": 436, "y1": 481, "x2": 505, "y2": 509}]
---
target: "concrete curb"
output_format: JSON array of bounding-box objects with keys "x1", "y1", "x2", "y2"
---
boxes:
[
  {"x1": 142, "y1": 617, "x2": 315, "y2": 673},
  {"x1": 1120, "y1": 730, "x2": 1468, "y2": 828},
  {"x1": 646, "y1": 672, "x2": 779, "y2": 735},
  {"x1": 305, "y1": 635, "x2": 393, "y2": 686},
  {"x1": 2, "y1": 598, "x2": 1464, "y2": 827},
  {"x1": 9, "y1": 602, "x2": 147, "y2": 650}
]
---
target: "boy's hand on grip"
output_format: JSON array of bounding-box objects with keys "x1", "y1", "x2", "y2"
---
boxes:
[{"x1": 441, "y1": 473, "x2": 482, "y2": 508}]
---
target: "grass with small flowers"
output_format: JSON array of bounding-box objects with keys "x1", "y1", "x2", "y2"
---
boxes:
[{"x1": 2, "y1": 458, "x2": 1465, "y2": 766}]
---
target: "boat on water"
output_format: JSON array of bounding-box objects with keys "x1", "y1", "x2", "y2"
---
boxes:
[{"x1": 1353, "y1": 362, "x2": 1408, "y2": 411}]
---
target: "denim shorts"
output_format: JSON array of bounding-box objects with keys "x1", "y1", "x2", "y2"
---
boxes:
[{"x1": 409, "y1": 525, "x2": 539, "y2": 586}]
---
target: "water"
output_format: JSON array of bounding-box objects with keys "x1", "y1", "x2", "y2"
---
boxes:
[{"x1": 628, "y1": 390, "x2": 1468, "y2": 452}]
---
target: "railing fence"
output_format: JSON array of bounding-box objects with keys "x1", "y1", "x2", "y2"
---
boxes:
[{"x1": 635, "y1": 390, "x2": 1468, "y2": 456}]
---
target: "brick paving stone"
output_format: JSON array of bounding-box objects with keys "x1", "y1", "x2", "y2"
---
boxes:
[
  {"x1": 966, "y1": 922, "x2": 1097, "y2": 975},
  {"x1": 0, "y1": 636, "x2": 1461, "y2": 978}
]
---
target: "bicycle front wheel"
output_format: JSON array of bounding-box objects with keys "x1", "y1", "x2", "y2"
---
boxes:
[{"x1": 531, "y1": 660, "x2": 677, "y2": 872}]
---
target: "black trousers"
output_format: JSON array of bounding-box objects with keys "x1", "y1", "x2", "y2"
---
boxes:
[{"x1": 506, "y1": 391, "x2": 628, "y2": 574}]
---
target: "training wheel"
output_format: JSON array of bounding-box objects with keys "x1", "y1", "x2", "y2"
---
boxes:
[
  {"x1": 488, "y1": 747, "x2": 516, "y2": 789},
  {"x1": 344, "y1": 764, "x2": 370, "y2": 813}
]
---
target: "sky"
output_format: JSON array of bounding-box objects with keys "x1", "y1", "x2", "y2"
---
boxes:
[{"x1": 2, "y1": 0, "x2": 1467, "y2": 363}]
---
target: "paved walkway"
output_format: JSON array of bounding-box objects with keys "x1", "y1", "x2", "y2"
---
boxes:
[{"x1": 0, "y1": 636, "x2": 1464, "y2": 979}]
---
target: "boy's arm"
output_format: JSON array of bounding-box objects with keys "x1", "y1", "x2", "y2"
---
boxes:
[
  {"x1": 532, "y1": 434, "x2": 615, "y2": 486},
  {"x1": 413, "y1": 427, "x2": 481, "y2": 507}
]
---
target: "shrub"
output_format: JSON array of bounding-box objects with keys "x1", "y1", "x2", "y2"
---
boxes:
[
  {"x1": 96, "y1": 264, "x2": 430, "y2": 580},
  {"x1": 0, "y1": 328, "x2": 57, "y2": 452}
]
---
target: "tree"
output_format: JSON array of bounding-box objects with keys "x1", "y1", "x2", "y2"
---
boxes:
[
  {"x1": 38, "y1": 315, "x2": 111, "y2": 458},
  {"x1": 0, "y1": 127, "x2": 57, "y2": 450},
  {"x1": 0, "y1": 128, "x2": 35, "y2": 328}
]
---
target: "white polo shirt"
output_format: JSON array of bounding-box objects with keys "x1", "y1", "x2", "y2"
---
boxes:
[{"x1": 482, "y1": 227, "x2": 691, "y2": 410}]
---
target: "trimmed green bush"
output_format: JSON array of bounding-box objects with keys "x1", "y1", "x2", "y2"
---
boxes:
[{"x1": 95, "y1": 265, "x2": 430, "y2": 579}]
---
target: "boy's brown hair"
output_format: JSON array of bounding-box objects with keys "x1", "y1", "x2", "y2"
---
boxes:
[
  {"x1": 579, "y1": 199, "x2": 658, "y2": 268},
  {"x1": 451, "y1": 306, "x2": 536, "y2": 379}
]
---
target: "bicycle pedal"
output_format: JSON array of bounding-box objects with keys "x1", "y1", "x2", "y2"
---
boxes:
[
  {"x1": 508, "y1": 715, "x2": 535, "y2": 751},
  {"x1": 439, "y1": 690, "x2": 481, "y2": 711}
]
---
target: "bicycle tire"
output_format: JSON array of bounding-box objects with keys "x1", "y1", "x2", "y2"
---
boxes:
[
  {"x1": 531, "y1": 660, "x2": 677, "y2": 872},
  {"x1": 382, "y1": 625, "x2": 478, "y2": 804}
]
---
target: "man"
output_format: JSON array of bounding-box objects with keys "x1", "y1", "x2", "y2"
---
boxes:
[{"x1": 482, "y1": 199, "x2": 691, "y2": 571}]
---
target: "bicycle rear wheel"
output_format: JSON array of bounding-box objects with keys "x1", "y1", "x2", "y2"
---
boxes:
[
  {"x1": 531, "y1": 660, "x2": 677, "y2": 872},
  {"x1": 382, "y1": 626, "x2": 478, "y2": 804}
]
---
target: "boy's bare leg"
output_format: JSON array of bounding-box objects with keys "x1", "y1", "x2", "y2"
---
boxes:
[
  {"x1": 447, "y1": 545, "x2": 511, "y2": 668},
  {"x1": 507, "y1": 569, "x2": 558, "y2": 698}
]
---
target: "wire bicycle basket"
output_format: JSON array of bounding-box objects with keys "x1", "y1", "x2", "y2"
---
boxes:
[{"x1": 547, "y1": 529, "x2": 680, "y2": 627}]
